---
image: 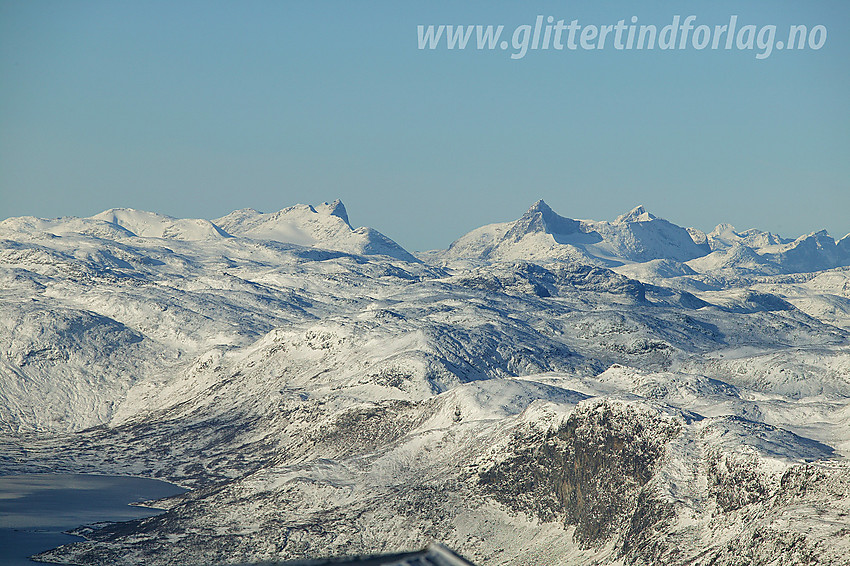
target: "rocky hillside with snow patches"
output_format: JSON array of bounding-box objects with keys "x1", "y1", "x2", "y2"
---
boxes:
[{"x1": 1, "y1": 200, "x2": 849, "y2": 565}]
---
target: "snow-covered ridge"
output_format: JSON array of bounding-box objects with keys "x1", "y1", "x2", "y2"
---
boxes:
[
  {"x1": 0, "y1": 200, "x2": 418, "y2": 262},
  {"x1": 439, "y1": 200, "x2": 850, "y2": 276},
  {"x1": 92, "y1": 208, "x2": 232, "y2": 240},
  {"x1": 214, "y1": 199, "x2": 419, "y2": 262},
  {"x1": 441, "y1": 200, "x2": 709, "y2": 265},
  {"x1": 5, "y1": 198, "x2": 846, "y2": 273}
]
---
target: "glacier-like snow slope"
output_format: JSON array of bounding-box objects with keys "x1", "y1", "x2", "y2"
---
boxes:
[{"x1": 1, "y1": 200, "x2": 849, "y2": 566}]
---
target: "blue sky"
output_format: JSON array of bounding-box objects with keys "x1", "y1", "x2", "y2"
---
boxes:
[{"x1": 1, "y1": 0, "x2": 848, "y2": 250}]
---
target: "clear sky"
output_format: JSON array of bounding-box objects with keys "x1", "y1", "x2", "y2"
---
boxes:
[{"x1": 1, "y1": 0, "x2": 848, "y2": 251}]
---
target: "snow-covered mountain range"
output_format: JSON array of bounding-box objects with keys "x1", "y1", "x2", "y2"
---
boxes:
[
  {"x1": 436, "y1": 199, "x2": 850, "y2": 276},
  {"x1": 1, "y1": 200, "x2": 849, "y2": 565}
]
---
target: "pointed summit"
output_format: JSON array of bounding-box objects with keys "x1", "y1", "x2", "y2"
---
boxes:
[
  {"x1": 213, "y1": 201, "x2": 417, "y2": 262},
  {"x1": 615, "y1": 205, "x2": 656, "y2": 224},
  {"x1": 445, "y1": 200, "x2": 708, "y2": 263},
  {"x1": 512, "y1": 199, "x2": 581, "y2": 237},
  {"x1": 526, "y1": 199, "x2": 554, "y2": 216},
  {"x1": 709, "y1": 223, "x2": 739, "y2": 238},
  {"x1": 317, "y1": 199, "x2": 350, "y2": 226}
]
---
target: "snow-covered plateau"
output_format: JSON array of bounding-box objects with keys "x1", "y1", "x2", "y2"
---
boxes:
[{"x1": 1, "y1": 200, "x2": 849, "y2": 565}]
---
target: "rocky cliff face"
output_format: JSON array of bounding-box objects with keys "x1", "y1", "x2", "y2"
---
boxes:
[{"x1": 479, "y1": 400, "x2": 680, "y2": 546}]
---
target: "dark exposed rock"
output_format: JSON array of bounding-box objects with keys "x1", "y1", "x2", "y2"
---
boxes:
[
  {"x1": 706, "y1": 448, "x2": 772, "y2": 512},
  {"x1": 478, "y1": 400, "x2": 680, "y2": 547},
  {"x1": 452, "y1": 261, "x2": 646, "y2": 301}
]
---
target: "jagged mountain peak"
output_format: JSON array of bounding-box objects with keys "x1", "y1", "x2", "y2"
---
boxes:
[
  {"x1": 315, "y1": 199, "x2": 350, "y2": 226},
  {"x1": 615, "y1": 205, "x2": 656, "y2": 224},
  {"x1": 215, "y1": 200, "x2": 419, "y2": 262},
  {"x1": 810, "y1": 229, "x2": 834, "y2": 240},
  {"x1": 709, "y1": 223, "x2": 739, "y2": 238},
  {"x1": 512, "y1": 199, "x2": 581, "y2": 237},
  {"x1": 787, "y1": 229, "x2": 837, "y2": 249},
  {"x1": 525, "y1": 199, "x2": 554, "y2": 215},
  {"x1": 442, "y1": 200, "x2": 711, "y2": 265}
]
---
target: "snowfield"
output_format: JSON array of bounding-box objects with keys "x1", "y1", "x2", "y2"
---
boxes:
[{"x1": 1, "y1": 200, "x2": 849, "y2": 565}]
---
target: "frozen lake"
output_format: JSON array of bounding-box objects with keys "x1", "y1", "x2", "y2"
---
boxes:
[{"x1": 0, "y1": 474, "x2": 185, "y2": 565}]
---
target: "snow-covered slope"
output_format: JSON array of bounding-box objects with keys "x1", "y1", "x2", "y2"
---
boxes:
[
  {"x1": 440, "y1": 201, "x2": 850, "y2": 278},
  {"x1": 689, "y1": 225, "x2": 850, "y2": 277},
  {"x1": 686, "y1": 241, "x2": 783, "y2": 275},
  {"x1": 706, "y1": 223, "x2": 790, "y2": 251},
  {"x1": 442, "y1": 201, "x2": 711, "y2": 266},
  {"x1": 91, "y1": 208, "x2": 232, "y2": 240},
  {"x1": 1, "y1": 200, "x2": 849, "y2": 566},
  {"x1": 215, "y1": 199, "x2": 419, "y2": 262},
  {"x1": 0, "y1": 200, "x2": 417, "y2": 262}
]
